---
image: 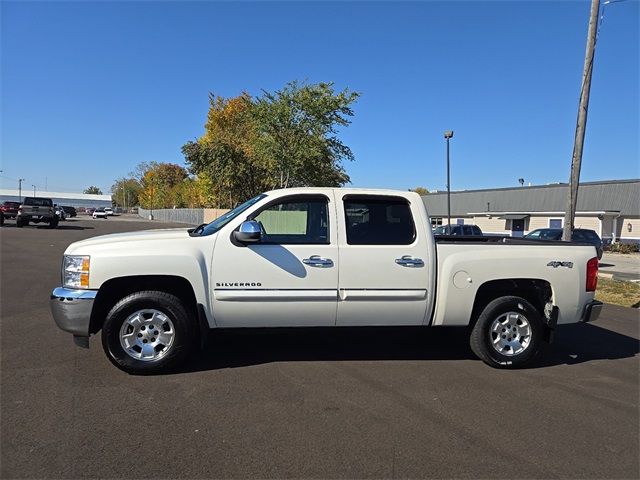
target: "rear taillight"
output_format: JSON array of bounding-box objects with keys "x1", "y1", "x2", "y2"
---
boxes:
[{"x1": 586, "y1": 257, "x2": 598, "y2": 292}]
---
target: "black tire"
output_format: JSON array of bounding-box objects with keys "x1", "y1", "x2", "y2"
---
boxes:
[
  {"x1": 101, "y1": 291, "x2": 196, "y2": 374},
  {"x1": 470, "y1": 296, "x2": 543, "y2": 369},
  {"x1": 16, "y1": 216, "x2": 25, "y2": 228},
  {"x1": 0, "y1": 212, "x2": 4, "y2": 226},
  {"x1": 49, "y1": 218, "x2": 59, "y2": 229}
]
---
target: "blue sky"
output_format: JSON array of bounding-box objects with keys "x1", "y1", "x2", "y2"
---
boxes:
[{"x1": 2, "y1": 0, "x2": 638, "y2": 195}]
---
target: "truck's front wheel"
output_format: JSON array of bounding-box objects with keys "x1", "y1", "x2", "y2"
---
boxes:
[
  {"x1": 101, "y1": 291, "x2": 196, "y2": 374},
  {"x1": 470, "y1": 296, "x2": 543, "y2": 369}
]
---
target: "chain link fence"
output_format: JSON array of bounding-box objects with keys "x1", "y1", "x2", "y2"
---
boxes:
[{"x1": 137, "y1": 208, "x2": 204, "y2": 225}]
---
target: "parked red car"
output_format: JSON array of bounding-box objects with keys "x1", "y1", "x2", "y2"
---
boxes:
[{"x1": 0, "y1": 201, "x2": 21, "y2": 219}]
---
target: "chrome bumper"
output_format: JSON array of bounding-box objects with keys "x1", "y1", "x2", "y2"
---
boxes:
[
  {"x1": 581, "y1": 300, "x2": 603, "y2": 323},
  {"x1": 50, "y1": 287, "x2": 97, "y2": 338}
]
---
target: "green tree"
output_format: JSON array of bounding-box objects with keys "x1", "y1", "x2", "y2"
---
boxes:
[
  {"x1": 111, "y1": 177, "x2": 142, "y2": 209},
  {"x1": 254, "y1": 81, "x2": 359, "y2": 189},
  {"x1": 83, "y1": 186, "x2": 103, "y2": 195},
  {"x1": 410, "y1": 187, "x2": 429, "y2": 196},
  {"x1": 183, "y1": 93, "x2": 270, "y2": 208},
  {"x1": 182, "y1": 81, "x2": 360, "y2": 205},
  {"x1": 134, "y1": 162, "x2": 188, "y2": 209}
]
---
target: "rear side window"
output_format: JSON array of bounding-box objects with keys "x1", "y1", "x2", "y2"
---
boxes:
[
  {"x1": 572, "y1": 230, "x2": 587, "y2": 241},
  {"x1": 577, "y1": 230, "x2": 600, "y2": 242},
  {"x1": 540, "y1": 229, "x2": 562, "y2": 240},
  {"x1": 344, "y1": 196, "x2": 415, "y2": 245}
]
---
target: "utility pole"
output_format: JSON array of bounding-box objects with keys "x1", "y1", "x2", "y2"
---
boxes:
[
  {"x1": 18, "y1": 178, "x2": 25, "y2": 202},
  {"x1": 563, "y1": 0, "x2": 600, "y2": 241},
  {"x1": 444, "y1": 130, "x2": 454, "y2": 233},
  {"x1": 32, "y1": 184, "x2": 36, "y2": 196}
]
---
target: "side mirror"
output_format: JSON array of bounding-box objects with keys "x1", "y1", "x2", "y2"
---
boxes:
[{"x1": 233, "y1": 220, "x2": 261, "y2": 243}]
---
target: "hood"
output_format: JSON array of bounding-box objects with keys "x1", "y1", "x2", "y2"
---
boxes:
[{"x1": 65, "y1": 228, "x2": 193, "y2": 253}]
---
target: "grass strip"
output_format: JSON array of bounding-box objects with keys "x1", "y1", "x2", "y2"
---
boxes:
[{"x1": 596, "y1": 277, "x2": 640, "y2": 308}]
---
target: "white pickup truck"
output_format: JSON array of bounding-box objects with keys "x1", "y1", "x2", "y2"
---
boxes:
[{"x1": 51, "y1": 188, "x2": 602, "y2": 374}]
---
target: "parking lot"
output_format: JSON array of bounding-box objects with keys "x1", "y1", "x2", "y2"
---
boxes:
[{"x1": 1, "y1": 217, "x2": 639, "y2": 479}]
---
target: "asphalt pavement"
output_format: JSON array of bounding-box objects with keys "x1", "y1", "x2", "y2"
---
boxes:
[
  {"x1": 1, "y1": 217, "x2": 639, "y2": 479},
  {"x1": 600, "y1": 252, "x2": 640, "y2": 282}
]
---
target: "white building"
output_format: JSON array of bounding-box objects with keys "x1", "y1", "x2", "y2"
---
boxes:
[
  {"x1": 422, "y1": 179, "x2": 639, "y2": 244},
  {"x1": 0, "y1": 189, "x2": 112, "y2": 209}
]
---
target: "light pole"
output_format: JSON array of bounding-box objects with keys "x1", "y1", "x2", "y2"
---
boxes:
[
  {"x1": 149, "y1": 179, "x2": 154, "y2": 221},
  {"x1": 444, "y1": 130, "x2": 454, "y2": 233},
  {"x1": 18, "y1": 178, "x2": 25, "y2": 202},
  {"x1": 32, "y1": 184, "x2": 36, "y2": 196}
]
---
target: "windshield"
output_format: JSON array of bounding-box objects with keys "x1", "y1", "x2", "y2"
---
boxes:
[
  {"x1": 198, "y1": 194, "x2": 266, "y2": 236},
  {"x1": 434, "y1": 225, "x2": 457, "y2": 235}
]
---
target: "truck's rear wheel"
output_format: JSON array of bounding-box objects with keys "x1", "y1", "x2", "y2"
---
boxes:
[
  {"x1": 101, "y1": 291, "x2": 196, "y2": 374},
  {"x1": 49, "y1": 218, "x2": 59, "y2": 229},
  {"x1": 470, "y1": 296, "x2": 543, "y2": 369},
  {"x1": 16, "y1": 216, "x2": 26, "y2": 227}
]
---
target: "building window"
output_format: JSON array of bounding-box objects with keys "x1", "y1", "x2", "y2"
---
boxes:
[{"x1": 549, "y1": 219, "x2": 563, "y2": 229}]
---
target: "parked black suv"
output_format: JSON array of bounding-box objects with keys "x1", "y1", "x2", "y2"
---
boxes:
[
  {"x1": 61, "y1": 206, "x2": 77, "y2": 218},
  {"x1": 524, "y1": 228, "x2": 603, "y2": 259},
  {"x1": 433, "y1": 224, "x2": 483, "y2": 236}
]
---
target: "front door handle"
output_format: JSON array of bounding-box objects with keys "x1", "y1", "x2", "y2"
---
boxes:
[
  {"x1": 395, "y1": 255, "x2": 424, "y2": 267},
  {"x1": 303, "y1": 255, "x2": 334, "y2": 268}
]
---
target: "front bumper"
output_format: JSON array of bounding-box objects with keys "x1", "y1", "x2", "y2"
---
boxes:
[
  {"x1": 581, "y1": 300, "x2": 603, "y2": 323},
  {"x1": 50, "y1": 287, "x2": 97, "y2": 337}
]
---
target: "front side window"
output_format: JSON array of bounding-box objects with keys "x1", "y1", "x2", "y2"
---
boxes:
[
  {"x1": 344, "y1": 196, "x2": 415, "y2": 245},
  {"x1": 251, "y1": 196, "x2": 329, "y2": 244}
]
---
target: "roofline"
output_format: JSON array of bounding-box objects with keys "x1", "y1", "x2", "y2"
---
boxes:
[
  {"x1": 0, "y1": 189, "x2": 112, "y2": 201},
  {"x1": 423, "y1": 178, "x2": 640, "y2": 196},
  {"x1": 464, "y1": 211, "x2": 621, "y2": 216}
]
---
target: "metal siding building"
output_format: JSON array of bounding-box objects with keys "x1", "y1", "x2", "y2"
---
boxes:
[
  {"x1": 0, "y1": 189, "x2": 112, "y2": 209},
  {"x1": 422, "y1": 179, "x2": 640, "y2": 243}
]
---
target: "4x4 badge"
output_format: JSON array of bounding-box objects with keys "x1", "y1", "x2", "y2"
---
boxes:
[{"x1": 547, "y1": 261, "x2": 573, "y2": 269}]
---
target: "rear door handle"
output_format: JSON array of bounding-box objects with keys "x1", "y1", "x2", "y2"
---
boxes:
[
  {"x1": 395, "y1": 255, "x2": 424, "y2": 267},
  {"x1": 303, "y1": 255, "x2": 334, "y2": 268}
]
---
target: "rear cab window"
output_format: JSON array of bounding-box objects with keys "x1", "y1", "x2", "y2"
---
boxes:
[{"x1": 24, "y1": 197, "x2": 53, "y2": 207}]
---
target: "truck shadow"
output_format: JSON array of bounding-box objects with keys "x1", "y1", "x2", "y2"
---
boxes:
[{"x1": 175, "y1": 322, "x2": 639, "y2": 374}]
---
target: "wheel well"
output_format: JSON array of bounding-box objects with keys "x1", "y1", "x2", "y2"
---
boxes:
[
  {"x1": 470, "y1": 279, "x2": 553, "y2": 327},
  {"x1": 89, "y1": 275, "x2": 198, "y2": 334}
]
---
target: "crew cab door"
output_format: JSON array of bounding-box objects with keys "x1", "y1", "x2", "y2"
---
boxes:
[
  {"x1": 336, "y1": 194, "x2": 432, "y2": 326},
  {"x1": 211, "y1": 193, "x2": 338, "y2": 327}
]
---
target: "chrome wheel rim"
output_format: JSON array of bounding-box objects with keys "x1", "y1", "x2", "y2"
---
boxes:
[
  {"x1": 489, "y1": 311, "x2": 531, "y2": 356},
  {"x1": 119, "y1": 309, "x2": 175, "y2": 362}
]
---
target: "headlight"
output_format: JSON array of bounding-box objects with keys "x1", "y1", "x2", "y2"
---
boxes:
[{"x1": 63, "y1": 255, "x2": 90, "y2": 289}]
